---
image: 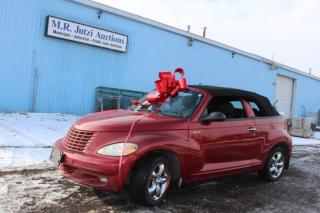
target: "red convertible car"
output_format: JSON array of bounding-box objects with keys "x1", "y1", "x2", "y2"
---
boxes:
[{"x1": 51, "y1": 84, "x2": 292, "y2": 206}]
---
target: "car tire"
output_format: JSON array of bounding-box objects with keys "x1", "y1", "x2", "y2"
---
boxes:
[
  {"x1": 259, "y1": 146, "x2": 286, "y2": 181},
  {"x1": 128, "y1": 156, "x2": 172, "y2": 206}
]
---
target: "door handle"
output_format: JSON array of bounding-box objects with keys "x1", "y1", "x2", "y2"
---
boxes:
[{"x1": 248, "y1": 127, "x2": 256, "y2": 132}]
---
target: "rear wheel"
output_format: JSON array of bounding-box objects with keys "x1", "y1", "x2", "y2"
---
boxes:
[
  {"x1": 128, "y1": 156, "x2": 172, "y2": 206},
  {"x1": 259, "y1": 146, "x2": 286, "y2": 181}
]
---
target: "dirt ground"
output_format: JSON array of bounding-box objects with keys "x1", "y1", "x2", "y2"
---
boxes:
[{"x1": 1, "y1": 145, "x2": 319, "y2": 213}]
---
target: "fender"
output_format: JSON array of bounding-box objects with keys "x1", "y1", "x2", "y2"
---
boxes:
[{"x1": 129, "y1": 130, "x2": 192, "y2": 181}]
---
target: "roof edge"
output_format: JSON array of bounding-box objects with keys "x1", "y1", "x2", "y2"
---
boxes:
[{"x1": 68, "y1": 0, "x2": 320, "y2": 81}]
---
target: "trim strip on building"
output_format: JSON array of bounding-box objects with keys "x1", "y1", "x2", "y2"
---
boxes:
[{"x1": 68, "y1": 0, "x2": 320, "y2": 81}]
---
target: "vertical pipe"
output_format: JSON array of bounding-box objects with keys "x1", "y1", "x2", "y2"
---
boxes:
[
  {"x1": 203, "y1": 27, "x2": 207, "y2": 37},
  {"x1": 118, "y1": 95, "x2": 122, "y2": 109},
  {"x1": 31, "y1": 68, "x2": 39, "y2": 112},
  {"x1": 100, "y1": 97, "x2": 104, "y2": 112}
]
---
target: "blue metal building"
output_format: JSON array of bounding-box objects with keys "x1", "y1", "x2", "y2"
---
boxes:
[{"x1": 1, "y1": 0, "x2": 319, "y2": 117}]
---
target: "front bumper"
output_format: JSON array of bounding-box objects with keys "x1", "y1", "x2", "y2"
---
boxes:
[{"x1": 54, "y1": 139, "x2": 137, "y2": 192}]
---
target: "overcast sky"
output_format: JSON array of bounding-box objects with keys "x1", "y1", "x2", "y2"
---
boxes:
[{"x1": 95, "y1": 0, "x2": 320, "y2": 77}]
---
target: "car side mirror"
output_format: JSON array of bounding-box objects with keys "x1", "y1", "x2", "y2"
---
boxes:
[{"x1": 201, "y1": 111, "x2": 226, "y2": 123}]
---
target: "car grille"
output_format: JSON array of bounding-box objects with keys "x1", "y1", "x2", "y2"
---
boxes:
[{"x1": 64, "y1": 127, "x2": 95, "y2": 152}]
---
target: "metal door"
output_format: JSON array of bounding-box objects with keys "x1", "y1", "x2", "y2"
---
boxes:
[{"x1": 275, "y1": 75, "x2": 294, "y2": 118}]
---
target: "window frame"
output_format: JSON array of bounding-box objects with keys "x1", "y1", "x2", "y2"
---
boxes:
[
  {"x1": 247, "y1": 99, "x2": 269, "y2": 117},
  {"x1": 200, "y1": 96, "x2": 254, "y2": 121}
]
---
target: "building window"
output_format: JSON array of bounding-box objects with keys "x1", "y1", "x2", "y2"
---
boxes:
[{"x1": 95, "y1": 87, "x2": 146, "y2": 112}]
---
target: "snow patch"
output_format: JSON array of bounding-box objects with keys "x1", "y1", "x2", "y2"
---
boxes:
[
  {"x1": 313, "y1": 131, "x2": 320, "y2": 139},
  {"x1": 0, "y1": 113, "x2": 79, "y2": 147},
  {"x1": 0, "y1": 148, "x2": 53, "y2": 171},
  {"x1": 0, "y1": 170, "x2": 80, "y2": 212},
  {"x1": 0, "y1": 179, "x2": 8, "y2": 196},
  {"x1": 292, "y1": 136, "x2": 320, "y2": 145},
  {"x1": 0, "y1": 113, "x2": 79, "y2": 171}
]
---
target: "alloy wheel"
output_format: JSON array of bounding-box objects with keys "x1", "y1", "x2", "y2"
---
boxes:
[
  {"x1": 269, "y1": 151, "x2": 284, "y2": 179},
  {"x1": 147, "y1": 162, "x2": 171, "y2": 201}
]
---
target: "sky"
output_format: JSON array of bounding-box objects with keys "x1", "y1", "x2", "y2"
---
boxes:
[{"x1": 94, "y1": 0, "x2": 320, "y2": 77}]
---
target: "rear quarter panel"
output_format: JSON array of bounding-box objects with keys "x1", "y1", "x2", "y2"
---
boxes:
[{"x1": 253, "y1": 116, "x2": 292, "y2": 169}]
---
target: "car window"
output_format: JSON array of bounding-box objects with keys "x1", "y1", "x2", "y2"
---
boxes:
[
  {"x1": 203, "y1": 97, "x2": 247, "y2": 119},
  {"x1": 249, "y1": 101, "x2": 265, "y2": 117},
  {"x1": 230, "y1": 101, "x2": 243, "y2": 109}
]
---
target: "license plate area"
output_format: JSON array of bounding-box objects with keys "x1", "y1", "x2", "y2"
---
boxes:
[{"x1": 49, "y1": 147, "x2": 63, "y2": 167}]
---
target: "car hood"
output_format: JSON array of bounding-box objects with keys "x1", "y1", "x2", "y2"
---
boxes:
[{"x1": 73, "y1": 109, "x2": 187, "y2": 132}]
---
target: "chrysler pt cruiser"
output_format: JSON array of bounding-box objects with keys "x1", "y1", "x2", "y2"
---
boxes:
[{"x1": 51, "y1": 84, "x2": 292, "y2": 206}]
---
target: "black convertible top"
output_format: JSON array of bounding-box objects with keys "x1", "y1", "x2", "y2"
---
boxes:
[{"x1": 190, "y1": 85, "x2": 279, "y2": 116}]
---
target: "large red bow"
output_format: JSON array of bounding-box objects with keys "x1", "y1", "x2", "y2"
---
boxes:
[{"x1": 147, "y1": 68, "x2": 188, "y2": 104}]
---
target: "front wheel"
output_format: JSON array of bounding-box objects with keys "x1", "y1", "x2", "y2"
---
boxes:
[
  {"x1": 259, "y1": 146, "x2": 286, "y2": 181},
  {"x1": 128, "y1": 156, "x2": 172, "y2": 206}
]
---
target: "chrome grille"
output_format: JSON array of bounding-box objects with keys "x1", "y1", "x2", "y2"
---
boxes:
[{"x1": 64, "y1": 127, "x2": 95, "y2": 152}]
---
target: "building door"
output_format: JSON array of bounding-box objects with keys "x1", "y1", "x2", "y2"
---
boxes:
[{"x1": 275, "y1": 75, "x2": 294, "y2": 118}]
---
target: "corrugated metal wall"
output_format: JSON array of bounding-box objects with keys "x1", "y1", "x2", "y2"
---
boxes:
[{"x1": 0, "y1": 0, "x2": 319, "y2": 115}]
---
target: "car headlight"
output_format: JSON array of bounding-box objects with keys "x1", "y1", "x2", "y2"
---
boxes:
[{"x1": 97, "y1": 143, "x2": 138, "y2": 156}]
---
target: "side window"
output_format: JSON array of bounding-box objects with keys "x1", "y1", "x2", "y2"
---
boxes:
[
  {"x1": 230, "y1": 101, "x2": 243, "y2": 109},
  {"x1": 249, "y1": 101, "x2": 264, "y2": 117},
  {"x1": 203, "y1": 97, "x2": 247, "y2": 119},
  {"x1": 229, "y1": 100, "x2": 247, "y2": 118}
]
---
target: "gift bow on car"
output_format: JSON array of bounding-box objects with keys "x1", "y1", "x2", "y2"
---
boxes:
[{"x1": 147, "y1": 68, "x2": 188, "y2": 103}]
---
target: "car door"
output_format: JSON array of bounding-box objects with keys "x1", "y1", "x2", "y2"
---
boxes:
[
  {"x1": 248, "y1": 100, "x2": 278, "y2": 167},
  {"x1": 189, "y1": 96, "x2": 260, "y2": 180}
]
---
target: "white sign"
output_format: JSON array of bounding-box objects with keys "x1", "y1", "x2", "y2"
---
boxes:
[{"x1": 45, "y1": 16, "x2": 128, "y2": 52}]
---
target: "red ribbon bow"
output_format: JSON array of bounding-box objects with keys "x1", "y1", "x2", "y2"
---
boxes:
[{"x1": 147, "y1": 68, "x2": 188, "y2": 104}]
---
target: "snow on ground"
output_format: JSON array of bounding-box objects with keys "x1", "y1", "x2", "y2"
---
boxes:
[
  {"x1": 1, "y1": 145, "x2": 319, "y2": 213},
  {"x1": 314, "y1": 131, "x2": 320, "y2": 138},
  {"x1": 0, "y1": 113, "x2": 319, "y2": 212},
  {"x1": 292, "y1": 130, "x2": 320, "y2": 145},
  {"x1": 292, "y1": 136, "x2": 320, "y2": 145},
  {"x1": 0, "y1": 113, "x2": 79, "y2": 171},
  {"x1": 0, "y1": 113, "x2": 78, "y2": 147},
  {"x1": 0, "y1": 148, "x2": 53, "y2": 171},
  {"x1": 0, "y1": 170, "x2": 80, "y2": 213}
]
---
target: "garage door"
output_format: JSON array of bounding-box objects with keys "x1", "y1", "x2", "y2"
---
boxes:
[{"x1": 275, "y1": 75, "x2": 294, "y2": 118}]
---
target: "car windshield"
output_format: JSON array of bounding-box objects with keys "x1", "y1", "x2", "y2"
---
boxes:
[
  {"x1": 131, "y1": 90, "x2": 203, "y2": 118},
  {"x1": 158, "y1": 91, "x2": 203, "y2": 118},
  {"x1": 129, "y1": 90, "x2": 203, "y2": 118}
]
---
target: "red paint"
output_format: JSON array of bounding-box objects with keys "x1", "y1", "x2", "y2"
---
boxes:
[
  {"x1": 242, "y1": 99, "x2": 255, "y2": 118},
  {"x1": 53, "y1": 87, "x2": 292, "y2": 192},
  {"x1": 118, "y1": 114, "x2": 145, "y2": 188}
]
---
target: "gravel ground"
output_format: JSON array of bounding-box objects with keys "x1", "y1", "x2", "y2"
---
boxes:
[{"x1": 0, "y1": 145, "x2": 319, "y2": 213}]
